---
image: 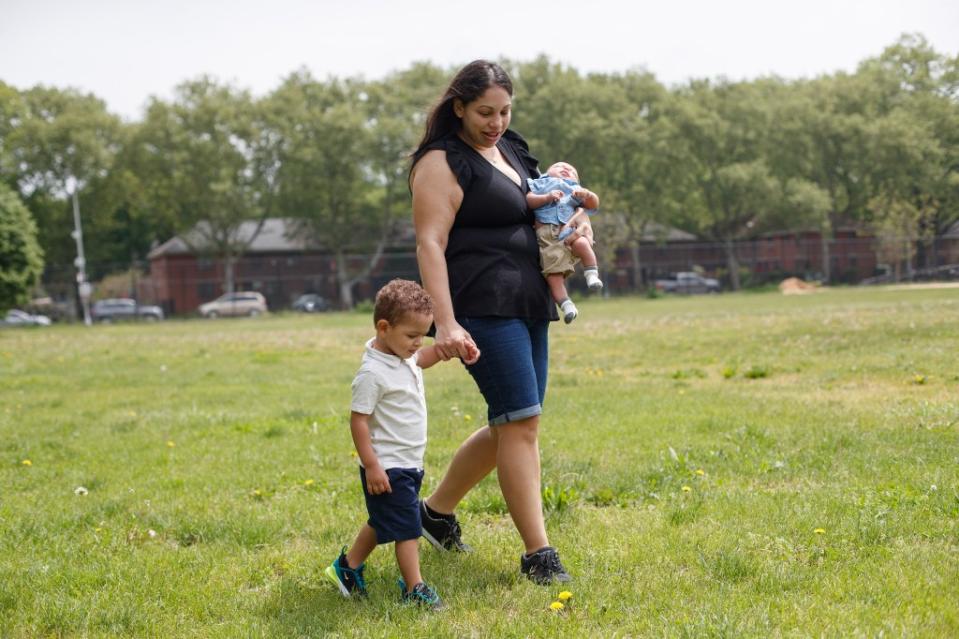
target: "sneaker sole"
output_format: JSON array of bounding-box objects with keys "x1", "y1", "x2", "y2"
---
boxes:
[
  {"x1": 325, "y1": 564, "x2": 352, "y2": 597},
  {"x1": 421, "y1": 528, "x2": 449, "y2": 552},
  {"x1": 588, "y1": 282, "x2": 604, "y2": 291}
]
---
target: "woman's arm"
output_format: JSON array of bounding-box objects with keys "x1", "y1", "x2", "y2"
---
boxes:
[
  {"x1": 560, "y1": 207, "x2": 595, "y2": 246},
  {"x1": 411, "y1": 151, "x2": 479, "y2": 364}
]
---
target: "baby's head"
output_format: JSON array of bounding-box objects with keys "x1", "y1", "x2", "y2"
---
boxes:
[{"x1": 545, "y1": 161, "x2": 579, "y2": 183}]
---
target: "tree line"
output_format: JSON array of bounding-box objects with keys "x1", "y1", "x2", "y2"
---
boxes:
[{"x1": 1, "y1": 33, "x2": 957, "y2": 309}]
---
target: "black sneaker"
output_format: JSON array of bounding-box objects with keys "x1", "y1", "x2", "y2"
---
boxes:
[
  {"x1": 520, "y1": 546, "x2": 572, "y2": 585},
  {"x1": 420, "y1": 500, "x2": 472, "y2": 552},
  {"x1": 398, "y1": 579, "x2": 446, "y2": 611},
  {"x1": 324, "y1": 546, "x2": 368, "y2": 597}
]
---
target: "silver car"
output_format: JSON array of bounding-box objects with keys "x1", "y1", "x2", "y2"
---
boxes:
[
  {"x1": 2, "y1": 309, "x2": 52, "y2": 327},
  {"x1": 92, "y1": 298, "x2": 164, "y2": 322},
  {"x1": 198, "y1": 292, "x2": 268, "y2": 318}
]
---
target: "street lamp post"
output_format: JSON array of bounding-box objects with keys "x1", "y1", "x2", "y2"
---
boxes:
[{"x1": 71, "y1": 186, "x2": 92, "y2": 326}]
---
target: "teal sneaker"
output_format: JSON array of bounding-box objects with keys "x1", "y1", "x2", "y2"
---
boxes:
[
  {"x1": 398, "y1": 578, "x2": 446, "y2": 611},
  {"x1": 325, "y1": 547, "x2": 367, "y2": 597}
]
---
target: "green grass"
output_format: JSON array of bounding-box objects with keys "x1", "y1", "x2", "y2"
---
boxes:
[{"x1": 2, "y1": 286, "x2": 958, "y2": 637}]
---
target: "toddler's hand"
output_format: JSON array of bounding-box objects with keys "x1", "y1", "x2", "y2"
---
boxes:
[
  {"x1": 572, "y1": 188, "x2": 590, "y2": 202},
  {"x1": 365, "y1": 465, "x2": 392, "y2": 495},
  {"x1": 549, "y1": 190, "x2": 563, "y2": 202},
  {"x1": 462, "y1": 340, "x2": 481, "y2": 365}
]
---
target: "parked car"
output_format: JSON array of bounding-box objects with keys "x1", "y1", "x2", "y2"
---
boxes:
[
  {"x1": 654, "y1": 272, "x2": 721, "y2": 294},
  {"x1": 198, "y1": 291, "x2": 268, "y2": 318},
  {"x1": 292, "y1": 293, "x2": 330, "y2": 313},
  {"x1": 2, "y1": 309, "x2": 52, "y2": 327},
  {"x1": 92, "y1": 298, "x2": 164, "y2": 322}
]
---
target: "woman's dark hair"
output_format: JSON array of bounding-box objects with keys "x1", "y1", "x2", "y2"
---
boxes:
[{"x1": 410, "y1": 60, "x2": 513, "y2": 168}]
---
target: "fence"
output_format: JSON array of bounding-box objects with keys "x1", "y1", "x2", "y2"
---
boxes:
[{"x1": 32, "y1": 235, "x2": 959, "y2": 320}]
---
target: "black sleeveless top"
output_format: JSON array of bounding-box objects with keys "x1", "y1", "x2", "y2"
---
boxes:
[{"x1": 420, "y1": 129, "x2": 558, "y2": 321}]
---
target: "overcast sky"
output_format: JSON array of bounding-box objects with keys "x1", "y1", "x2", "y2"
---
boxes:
[{"x1": 2, "y1": 0, "x2": 957, "y2": 121}]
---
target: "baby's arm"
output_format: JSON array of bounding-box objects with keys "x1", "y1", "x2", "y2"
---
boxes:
[
  {"x1": 526, "y1": 189, "x2": 564, "y2": 210},
  {"x1": 350, "y1": 411, "x2": 391, "y2": 494},
  {"x1": 572, "y1": 187, "x2": 600, "y2": 210}
]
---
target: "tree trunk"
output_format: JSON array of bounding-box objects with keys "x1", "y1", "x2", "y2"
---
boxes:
[
  {"x1": 630, "y1": 241, "x2": 642, "y2": 290},
  {"x1": 335, "y1": 250, "x2": 354, "y2": 309},
  {"x1": 224, "y1": 255, "x2": 236, "y2": 294},
  {"x1": 820, "y1": 233, "x2": 831, "y2": 284},
  {"x1": 724, "y1": 239, "x2": 741, "y2": 290}
]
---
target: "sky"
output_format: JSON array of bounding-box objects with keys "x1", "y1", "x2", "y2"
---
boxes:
[{"x1": 1, "y1": 0, "x2": 957, "y2": 121}]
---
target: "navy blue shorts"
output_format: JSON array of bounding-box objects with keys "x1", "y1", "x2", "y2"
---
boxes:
[
  {"x1": 359, "y1": 466, "x2": 424, "y2": 544},
  {"x1": 459, "y1": 317, "x2": 549, "y2": 426}
]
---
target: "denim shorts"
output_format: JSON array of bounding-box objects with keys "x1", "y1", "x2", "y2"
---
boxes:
[
  {"x1": 459, "y1": 317, "x2": 549, "y2": 426},
  {"x1": 360, "y1": 466, "x2": 424, "y2": 544}
]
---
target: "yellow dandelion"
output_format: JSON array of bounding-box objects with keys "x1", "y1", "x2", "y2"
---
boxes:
[
  {"x1": 696, "y1": 469, "x2": 705, "y2": 476},
  {"x1": 549, "y1": 601, "x2": 565, "y2": 611},
  {"x1": 21, "y1": 459, "x2": 32, "y2": 466},
  {"x1": 557, "y1": 591, "x2": 573, "y2": 601},
  {"x1": 681, "y1": 485, "x2": 692, "y2": 492},
  {"x1": 166, "y1": 441, "x2": 176, "y2": 448},
  {"x1": 303, "y1": 479, "x2": 315, "y2": 487},
  {"x1": 814, "y1": 528, "x2": 825, "y2": 535},
  {"x1": 350, "y1": 451, "x2": 358, "y2": 458},
  {"x1": 464, "y1": 414, "x2": 473, "y2": 422}
]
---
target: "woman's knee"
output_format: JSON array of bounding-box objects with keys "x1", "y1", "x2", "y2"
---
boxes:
[{"x1": 497, "y1": 415, "x2": 540, "y2": 445}]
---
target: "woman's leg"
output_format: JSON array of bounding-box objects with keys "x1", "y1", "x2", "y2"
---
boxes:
[
  {"x1": 424, "y1": 425, "x2": 497, "y2": 514},
  {"x1": 493, "y1": 415, "x2": 548, "y2": 553}
]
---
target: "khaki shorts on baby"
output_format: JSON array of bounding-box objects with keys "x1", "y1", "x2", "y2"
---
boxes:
[{"x1": 536, "y1": 224, "x2": 579, "y2": 278}]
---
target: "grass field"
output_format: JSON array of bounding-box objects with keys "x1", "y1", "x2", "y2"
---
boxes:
[{"x1": 2, "y1": 286, "x2": 957, "y2": 638}]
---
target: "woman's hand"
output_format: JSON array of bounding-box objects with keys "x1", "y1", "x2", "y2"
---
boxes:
[
  {"x1": 433, "y1": 321, "x2": 481, "y2": 365},
  {"x1": 560, "y1": 209, "x2": 594, "y2": 246}
]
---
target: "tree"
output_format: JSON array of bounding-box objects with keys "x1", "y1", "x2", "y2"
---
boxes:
[
  {"x1": 0, "y1": 184, "x2": 44, "y2": 311},
  {"x1": 597, "y1": 71, "x2": 682, "y2": 287},
  {"x1": 2, "y1": 85, "x2": 121, "y2": 271},
  {"x1": 263, "y1": 70, "x2": 425, "y2": 308},
  {"x1": 865, "y1": 34, "x2": 959, "y2": 267},
  {"x1": 670, "y1": 81, "x2": 784, "y2": 289},
  {"x1": 135, "y1": 78, "x2": 267, "y2": 294}
]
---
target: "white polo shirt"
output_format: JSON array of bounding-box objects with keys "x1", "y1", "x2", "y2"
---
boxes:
[{"x1": 350, "y1": 338, "x2": 427, "y2": 470}]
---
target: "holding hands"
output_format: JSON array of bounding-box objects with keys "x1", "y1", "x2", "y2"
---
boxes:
[{"x1": 433, "y1": 322, "x2": 481, "y2": 365}]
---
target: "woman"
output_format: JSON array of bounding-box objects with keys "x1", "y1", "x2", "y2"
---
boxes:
[{"x1": 409, "y1": 60, "x2": 592, "y2": 585}]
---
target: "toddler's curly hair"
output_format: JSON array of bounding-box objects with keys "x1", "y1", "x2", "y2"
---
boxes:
[{"x1": 374, "y1": 279, "x2": 433, "y2": 325}]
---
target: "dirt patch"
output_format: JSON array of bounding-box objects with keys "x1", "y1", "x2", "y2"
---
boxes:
[{"x1": 779, "y1": 277, "x2": 819, "y2": 295}]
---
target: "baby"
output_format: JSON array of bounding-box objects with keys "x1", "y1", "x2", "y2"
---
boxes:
[{"x1": 526, "y1": 161, "x2": 602, "y2": 323}]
